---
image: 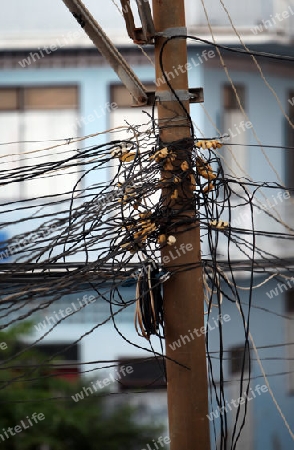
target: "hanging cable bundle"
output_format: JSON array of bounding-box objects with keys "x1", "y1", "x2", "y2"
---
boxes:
[{"x1": 134, "y1": 261, "x2": 164, "y2": 339}]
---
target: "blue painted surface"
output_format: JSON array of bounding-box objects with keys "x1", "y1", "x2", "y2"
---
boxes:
[
  {"x1": 0, "y1": 50, "x2": 293, "y2": 449},
  {"x1": 205, "y1": 274, "x2": 294, "y2": 449},
  {"x1": 201, "y1": 64, "x2": 292, "y2": 186},
  {"x1": 0, "y1": 231, "x2": 9, "y2": 262}
]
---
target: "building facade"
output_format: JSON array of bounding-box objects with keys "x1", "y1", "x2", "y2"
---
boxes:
[{"x1": 0, "y1": 1, "x2": 294, "y2": 448}]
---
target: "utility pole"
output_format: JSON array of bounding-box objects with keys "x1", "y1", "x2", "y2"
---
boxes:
[
  {"x1": 61, "y1": 0, "x2": 211, "y2": 447},
  {"x1": 152, "y1": 1, "x2": 211, "y2": 449}
]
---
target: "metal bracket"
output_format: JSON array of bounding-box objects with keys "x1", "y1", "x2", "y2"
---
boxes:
[
  {"x1": 120, "y1": 0, "x2": 155, "y2": 44},
  {"x1": 145, "y1": 88, "x2": 204, "y2": 105}
]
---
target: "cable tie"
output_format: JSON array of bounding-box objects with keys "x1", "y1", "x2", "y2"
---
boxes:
[{"x1": 156, "y1": 27, "x2": 187, "y2": 38}]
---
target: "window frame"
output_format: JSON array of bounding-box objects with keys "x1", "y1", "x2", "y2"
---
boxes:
[
  {"x1": 285, "y1": 90, "x2": 294, "y2": 191},
  {"x1": 0, "y1": 85, "x2": 80, "y2": 200},
  {"x1": 285, "y1": 288, "x2": 294, "y2": 394}
]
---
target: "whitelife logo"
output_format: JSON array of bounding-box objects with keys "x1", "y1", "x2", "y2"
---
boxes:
[
  {"x1": 76, "y1": 102, "x2": 118, "y2": 128},
  {"x1": 0, "y1": 225, "x2": 56, "y2": 262},
  {"x1": 140, "y1": 435, "x2": 171, "y2": 450},
  {"x1": 162, "y1": 242, "x2": 194, "y2": 264},
  {"x1": 266, "y1": 277, "x2": 294, "y2": 299},
  {"x1": 18, "y1": 31, "x2": 81, "y2": 68},
  {"x1": 156, "y1": 50, "x2": 215, "y2": 87},
  {"x1": 0, "y1": 342, "x2": 7, "y2": 351},
  {"x1": 207, "y1": 384, "x2": 268, "y2": 421},
  {"x1": 226, "y1": 120, "x2": 252, "y2": 139},
  {"x1": 0, "y1": 413, "x2": 45, "y2": 443},
  {"x1": 169, "y1": 314, "x2": 231, "y2": 350},
  {"x1": 71, "y1": 365, "x2": 133, "y2": 402},
  {"x1": 34, "y1": 294, "x2": 96, "y2": 332},
  {"x1": 231, "y1": 190, "x2": 290, "y2": 229},
  {"x1": 250, "y1": 5, "x2": 294, "y2": 35}
]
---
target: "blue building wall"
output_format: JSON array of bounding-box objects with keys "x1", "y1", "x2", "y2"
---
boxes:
[
  {"x1": 201, "y1": 64, "x2": 292, "y2": 184},
  {"x1": 207, "y1": 273, "x2": 294, "y2": 449},
  {"x1": 0, "y1": 49, "x2": 293, "y2": 449}
]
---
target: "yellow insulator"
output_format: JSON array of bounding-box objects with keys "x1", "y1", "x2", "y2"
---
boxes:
[
  {"x1": 181, "y1": 161, "x2": 189, "y2": 171},
  {"x1": 171, "y1": 189, "x2": 178, "y2": 199},
  {"x1": 203, "y1": 182, "x2": 214, "y2": 194},
  {"x1": 119, "y1": 152, "x2": 136, "y2": 162},
  {"x1": 158, "y1": 234, "x2": 167, "y2": 245}
]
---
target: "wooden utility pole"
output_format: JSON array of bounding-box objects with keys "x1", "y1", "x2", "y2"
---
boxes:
[
  {"x1": 61, "y1": 0, "x2": 210, "y2": 447},
  {"x1": 152, "y1": 1, "x2": 211, "y2": 449}
]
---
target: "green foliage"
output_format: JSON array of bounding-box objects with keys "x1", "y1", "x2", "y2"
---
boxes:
[{"x1": 0, "y1": 323, "x2": 163, "y2": 450}]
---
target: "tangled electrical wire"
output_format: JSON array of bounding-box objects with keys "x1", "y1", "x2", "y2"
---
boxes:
[
  {"x1": 0, "y1": 125, "x2": 224, "y2": 333},
  {"x1": 1, "y1": 29, "x2": 294, "y2": 450},
  {"x1": 1, "y1": 119, "x2": 293, "y2": 447}
]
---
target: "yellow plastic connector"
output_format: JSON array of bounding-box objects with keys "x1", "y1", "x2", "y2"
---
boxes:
[
  {"x1": 150, "y1": 147, "x2": 169, "y2": 162},
  {"x1": 203, "y1": 183, "x2": 214, "y2": 194},
  {"x1": 210, "y1": 220, "x2": 229, "y2": 230},
  {"x1": 195, "y1": 140, "x2": 222, "y2": 149},
  {"x1": 196, "y1": 156, "x2": 217, "y2": 181},
  {"x1": 111, "y1": 144, "x2": 136, "y2": 162}
]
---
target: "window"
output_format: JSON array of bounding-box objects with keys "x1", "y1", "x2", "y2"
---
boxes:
[
  {"x1": 229, "y1": 345, "x2": 250, "y2": 376},
  {"x1": 286, "y1": 290, "x2": 294, "y2": 313},
  {"x1": 110, "y1": 83, "x2": 155, "y2": 108},
  {"x1": 36, "y1": 342, "x2": 79, "y2": 361},
  {"x1": 0, "y1": 88, "x2": 19, "y2": 110},
  {"x1": 228, "y1": 344, "x2": 253, "y2": 447},
  {"x1": 117, "y1": 357, "x2": 166, "y2": 390},
  {"x1": 223, "y1": 84, "x2": 246, "y2": 111},
  {"x1": 109, "y1": 82, "x2": 155, "y2": 138},
  {"x1": 222, "y1": 84, "x2": 248, "y2": 180},
  {"x1": 32, "y1": 343, "x2": 80, "y2": 382},
  {"x1": 0, "y1": 341, "x2": 80, "y2": 382},
  {"x1": 285, "y1": 289, "x2": 294, "y2": 393},
  {"x1": 285, "y1": 90, "x2": 294, "y2": 191},
  {"x1": 0, "y1": 86, "x2": 79, "y2": 200},
  {"x1": 23, "y1": 87, "x2": 78, "y2": 110},
  {"x1": 0, "y1": 86, "x2": 78, "y2": 112}
]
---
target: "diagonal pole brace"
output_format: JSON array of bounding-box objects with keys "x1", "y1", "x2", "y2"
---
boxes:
[{"x1": 61, "y1": 0, "x2": 148, "y2": 105}]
